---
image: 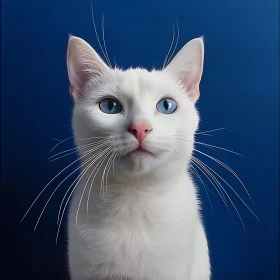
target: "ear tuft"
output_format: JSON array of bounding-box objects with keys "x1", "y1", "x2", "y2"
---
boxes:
[
  {"x1": 165, "y1": 37, "x2": 204, "y2": 103},
  {"x1": 67, "y1": 36, "x2": 109, "y2": 102}
]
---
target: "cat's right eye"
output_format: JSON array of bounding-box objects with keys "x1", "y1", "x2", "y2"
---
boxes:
[{"x1": 99, "y1": 98, "x2": 123, "y2": 114}]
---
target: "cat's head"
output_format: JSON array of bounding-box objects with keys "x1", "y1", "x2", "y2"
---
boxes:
[{"x1": 67, "y1": 36, "x2": 204, "y2": 176}]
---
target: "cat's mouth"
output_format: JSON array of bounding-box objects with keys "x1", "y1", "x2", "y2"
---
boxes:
[{"x1": 126, "y1": 146, "x2": 154, "y2": 156}]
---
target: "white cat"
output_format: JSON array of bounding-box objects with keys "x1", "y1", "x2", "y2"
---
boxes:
[{"x1": 66, "y1": 35, "x2": 210, "y2": 280}]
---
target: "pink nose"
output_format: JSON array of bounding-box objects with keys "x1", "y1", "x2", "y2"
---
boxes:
[{"x1": 128, "y1": 122, "x2": 153, "y2": 143}]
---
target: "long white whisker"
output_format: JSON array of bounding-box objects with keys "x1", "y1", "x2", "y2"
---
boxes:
[
  {"x1": 194, "y1": 149, "x2": 253, "y2": 204},
  {"x1": 190, "y1": 166, "x2": 212, "y2": 194},
  {"x1": 162, "y1": 23, "x2": 175, "y2": 69},
  {"x1": 104, "y1": 149, "x2": 118, "y2": 194},
  {"x1": 99, "y1": 148, "x2": 115, "y2": 197},
  {"x1": 49, "y1": 139, "x2": 113, "y2": 161},
  {"x1": 195, "y1": 141, "x2": 246, "y2": 158},
  {"x1": 90, "y1": 1, "x2": 111, "y2": 67},
  {"x1": 56, "y1": 147, "x2": 114, "y2": 243},
  {"x1": 194, "y1": 157, "x2": 258, "y2": 221},
  {"x1": 33, "y1": 146, "x2": 106, "y2": 230},
  {"x1": 50, "y1": 136, "x2": 73, "y2": 153},
  {"x1": 20, "y1": 144, "x2": 104, "y2": 223},
  {"x1": 75, "y1": 147, "x2": 114, "y2": 227},
  {"x1": 197, "y1": 133, "x2": 213, "y2": 137},
  {"x1": 101, "y1": 149, "x2": 116, "y2": 195},
  {"x1": 56, "y1": 166, "x2": 92, "y2": 244},
  {"x1": 56, "y1": 148, "x2": 107, "y2": 225},
  {"x1": 175, "y1": 137, "x2": 246, "y2": 158},
  {"x1": 110, "y1": 148, "x2": 119, "y2": 176},
  {"x1": 193, "y1": 157, "x2": 247, "y2": 231},
  {"x1": 112, "y1": 149, "x2": 118, "y2": 174},
  {"x1": 86, "y1": 147, "x2": 117, "y2": 217},
  {"x1": 191, "y1": 158, "x2": 231, "y2": 214},
  {"x1": 102, "y1": 14, "x2": 112, "y2": 68},
  {"x1": 165, "y1": 16, "x2": 179, "y2": 66},
  {"x1": 195, "y1": 127, "x2": 227, "y2": 135},
  {"x1": 189, "y1": 166, "x2": 213, "y2": 210}
]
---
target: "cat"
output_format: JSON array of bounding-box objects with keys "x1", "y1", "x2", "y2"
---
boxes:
[{"x1": 66, "y1": 35, "x2": 210, "y2": 280}]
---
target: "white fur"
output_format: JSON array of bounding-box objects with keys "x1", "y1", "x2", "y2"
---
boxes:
[{"x1": 67, "y1": 36, "x2": 210, "y2": 280}]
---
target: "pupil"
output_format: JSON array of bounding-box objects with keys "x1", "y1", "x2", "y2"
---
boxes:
[
  {"x1": 108, "y1": 100, "x2": 114, "y2": 110},
  {"x1": 163, "y1": 100, "x2": 170, "y2": 110}
]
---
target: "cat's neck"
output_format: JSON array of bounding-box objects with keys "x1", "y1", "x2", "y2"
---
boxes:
[
  {"x1": 95, "y1": 159, "x2": 188, "y2": 194},
  {"x1": 120, "y1": 159, "x2": 187, "y2": 183},
  {"x1": 78, "y1": 157, "x2": 191, "y2": 195}
]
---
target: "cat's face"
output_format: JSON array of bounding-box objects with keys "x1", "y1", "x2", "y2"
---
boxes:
[{"x1": 67, "y1": 36, "x2": 204, "y2": 176}]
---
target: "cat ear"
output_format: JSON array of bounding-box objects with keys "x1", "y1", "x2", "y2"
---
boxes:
[
  {"x1": 164, "y1": 37, "x2": 204, "y2": 102},
  {"x1": 67, "y1": 36, "x2": 109, "y2": 102}
]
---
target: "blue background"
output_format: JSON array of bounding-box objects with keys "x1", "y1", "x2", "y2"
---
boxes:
[{"x1": 1, "y1": 0, "x2": 279, "y2": 279}]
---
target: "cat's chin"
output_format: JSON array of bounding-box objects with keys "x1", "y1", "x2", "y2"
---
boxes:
[{"x1": 116, "y1": 149, "x2": 160, "y2": 175}]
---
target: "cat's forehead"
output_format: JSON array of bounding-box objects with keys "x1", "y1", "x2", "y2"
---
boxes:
[{"x1": 113, "y1": 68, "x2": 174, "y2": 98}]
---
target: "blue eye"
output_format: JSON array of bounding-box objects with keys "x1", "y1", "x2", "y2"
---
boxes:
[
  {"x1": 99, "y1": 98, "x2": 122, "y2": 114},
  {"x1": 156, "y1": 98, "x2": 177, "y2": 114}
]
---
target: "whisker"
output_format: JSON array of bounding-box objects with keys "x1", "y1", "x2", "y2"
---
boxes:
[
  {"x1": 194, "y1": 149, "x2": 253, "y2": 204},
  {"x1": 101, "y1": 14, "x2": 112, "y2": 68},
  {"x1": 20, "y1": 145, "x2": 103, "y2": 223},
  {"x1": 86, "y1": 145, "x2": 124, "y2": 217},
  {"x1": 99, "y1": 148, "x2": 116, "y2": 197},
  {"x1": 190, "y1": 166, "x2": 212, "y2": 194},
  {"x1": 111, "y1": 148, "x2": 119, "y2": 176},
  {"x1": 195, "y1": 127, "x2": 227, "y2": 135},
  {"x1": 195, "y1": 141, "x2": 246, "y2": 158},
  {"x1": 189, "y1": 166, "x2": 213, "y2": 210},
  {"x1": 90, "y1": 1, "x2": 111, "y2": 67},
  {"x1": 112, "y1": 148, "x2": 119, "y2": 174},
  {"x1": 194, "y1": 157, "x2": 258, "y2": 221},
  {"x1": 49, "y1": 139, "x2": 106, "y2": 158},
  {"x1": 56, "y1": 163, "x2": 93, "y2": 244},
  {"x1": 56, "y1": 148, "x2": 108, "y2": 225},
  {"x1": 33, "y1": 146, "x2": 106, "y2": 230},
  {"x1": 48, "y1": 139, "x2": 113, "y2": 161},
  {"x1": 105, "y1": 148, "x2": 119, "y2": 193},
  {"x1": 162, "y1": 22, "x2": 175, "y2": 69},
  {"x1": 197, "y1": 133, "x2": 213, "y2": 137},
  {"x1": 77, "y1": 135, "x2": 114, "y2": 140},
  {"x1": 49, "y1": 145, "x2": 102, "y2": 163},
  {"x1": 51, "y1": 136, "x2": 73, "y2": 153},
  {"x1": 193, "y1": 157, "x2": 248, "y2": 231},
  {"x1": 75, "y1": 147, "x2": 114, "y2": 227},
  {"x1": 50, "y1": 134, "x2": 113, "y2": 154},
  {"x1": 85, "y1": 149, "x2": 113, "y2": 217},
  {"x1": 172, "y1": 127, "x2": 227, "y2": 137},
  {"x1": 101, "y1": 149, "x2": 116, "y2": 195},
  {"x1": 56, "y1": 148, "x2": 114, "y2": 243},
  {"x1": 174, "y1": 137, "x2": 246, "y2": 158},
  {"x1": 165, "y1": 16, "x2": 179, "y2": 66},
  {"x1": 191, "y1": 158, "x2": 231, "y2": 214}
]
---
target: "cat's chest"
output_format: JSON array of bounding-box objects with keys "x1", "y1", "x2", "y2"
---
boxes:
[
  {"x1": 74, "y1": 182, "x2": 198, "y2": 248},
  {"x1": 68, "y1": 182, "x2": 199, "y2": 278}
]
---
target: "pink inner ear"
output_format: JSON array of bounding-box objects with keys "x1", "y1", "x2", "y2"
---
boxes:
[
  {"x1": 67, "y1": 58, "x2": 88, "y2": 101},
  {"x1": 68, "y1": 63, "x2": 84, "y2": 91},
  {"x1": 66, "y1": 36, "x2": 108, "y2": 101},
  {"x1": 182, "y1": 65, "x2": 202, "y2": 92},
  {"x1": 181, "y1": 68, "x2": 202, "y2": 103},
  {"x1": 164, "y1": 38, "x2": 204, "y2": 102}
]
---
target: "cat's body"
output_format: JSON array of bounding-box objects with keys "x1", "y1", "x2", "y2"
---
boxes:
[
  {"x1": 66, "y1": 36, "x2": 210, "y2": 279},
  {"x1": 68, "y1": 170, "x2": 209, "y2": 280}
]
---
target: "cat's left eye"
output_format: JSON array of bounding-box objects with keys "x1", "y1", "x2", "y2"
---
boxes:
[
  {"x1": 156, "y1": 98, "x2": 177, "y2": 114},
  {"x1": 99, "y1": 98, "x2": 123, "y2": 114}
]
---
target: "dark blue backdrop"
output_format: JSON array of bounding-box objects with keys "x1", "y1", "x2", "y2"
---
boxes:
[{"x1": 1, "y1": 0, "x2": 279, "y2": 279}]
